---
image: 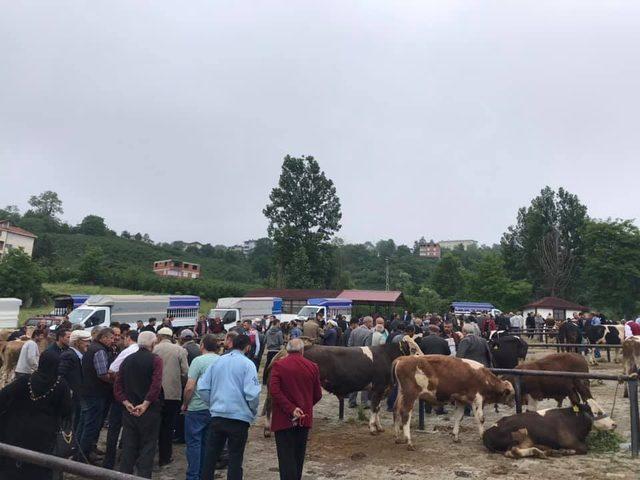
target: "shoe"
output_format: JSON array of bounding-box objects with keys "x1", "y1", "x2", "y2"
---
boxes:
[
  {"x1": 362, "y1": 404, "x2": 371, "y2": 410},
  {"x1": 216, "y1": 459, "x2": 229, "y2": 469},
  {"x1": 348, "y1": 404, "x2": 358, "y2": 409},
  {"x1": 435, "y1": 408, "x2": 448, "y2": 415},
  {"x1": 159, "y1": 459, "x2": 174, "y2": 467},
  {"x1": 86, "y1": 452, "x2": 104, "y2": 465},
  {"x1": 93, "y1": 447, "x2": 106, "y2": 456}
]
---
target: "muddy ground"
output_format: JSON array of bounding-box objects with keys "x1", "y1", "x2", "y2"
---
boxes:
[{"x1": 99, "y1": 349, "x2": 640, "y2": 480}]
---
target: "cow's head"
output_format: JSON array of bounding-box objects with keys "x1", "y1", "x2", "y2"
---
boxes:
[
  {"x1": 500, "y1": 380, "x2": 516, "y2": 407},
  {"x1": 399, "y1": 335, "x2": 423, "y2": 356},
  {"x1": 585, "y1": 399, "x2": 617, "y2": 431}
]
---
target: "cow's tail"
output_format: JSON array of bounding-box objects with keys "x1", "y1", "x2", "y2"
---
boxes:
[{"x1": 391, "y1": 358, "x2": 400, "y2": 387}]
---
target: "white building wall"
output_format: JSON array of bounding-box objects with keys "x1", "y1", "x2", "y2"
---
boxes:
[{"x1": 1, "y1": 231, "x2": 35, "y2": 257}]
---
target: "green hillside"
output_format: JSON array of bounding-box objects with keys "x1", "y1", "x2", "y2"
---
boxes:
[{"x1": 47, "y1": 233, "x2": 254, "y2": 283}]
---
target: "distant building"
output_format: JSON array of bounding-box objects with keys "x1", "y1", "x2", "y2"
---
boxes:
[
  {"x1": 243, "y1": 239, "x2": 257, "y2": 255},
  {"x1": 184, "y1": 242, "x2": 204, "y2": 251},
  {"x1": 439, "y1": 239, "x2": 478, "y2": 251},
  {"x1": 418, "y1": 239, "x2": 441, "y2": 259},
  {"x1": 229, "y1": 245, "x2": 244, "y2": 253},
  {"x1": 0, "y1": 221, "x2": 37, "y2": 258},
  {"x1": 153, "y1": 259, "x2": 201, "y2": 279}
]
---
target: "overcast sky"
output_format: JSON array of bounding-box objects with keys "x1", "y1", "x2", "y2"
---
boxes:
[{"x1": 1, "y1": 1, "x2": 639, "y2": 247}]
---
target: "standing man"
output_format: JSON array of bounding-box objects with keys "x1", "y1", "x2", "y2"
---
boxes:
[
  {"x1": 47, "y1": 328, "x2": 71, "y2": 360},
  {"x1": 58, "y1": 329, "x2": 91, "y2": 440},
  {"x1": 182, "y1": 335, "x2": 220, "y2": 480},
  {"x1": 115, "y1": 331, "x2": 163, "y2": 479},
  {"x1": 141, "y1": 318, "x2": 157, "y2": 333},
  {"x1": 180, "y1": 329, "x2": 201, "y2": 365},
  {"x1": 289, "y1": 321, "x2": 302, "y2": 339},
  {"x1": 240, "y1": 320, "x2": 260, "y2": 364},
  {"x1": 457, "y1": 323, "x2": 492, "y2": 367},
  {"x1": 154, "y1": 327, "x2": 188, "y2": 467},
  {"x1": 347, "y1": 316, "x2": 373, "y2": 408},
  {"x1": 103, "y1": 331, "x2": 140, "y2": 470},
  {"x1": 194, "y1": 315, "x2": 210, "y2": 338},
  {"x1": 302, "y1": 315, "x2": 323, "y2": 344},
  {"x1": 136, "y1": 320, "x2": 145, "y2": 333},
  {"x1": 79, "y1": 327, "x2": 115, "y2": 463},
  {"x1": 198, "y1": 334, "x2": 261, "y2": 480},
  {"x1": 269, "y1": 338, "x2": 322, "y2": 480},
  {"x1": 263, "y1": 319, "x2": 284, "y2": 385},
  {"x1": 14, "y1": 329, "x2": 46, "y2": 379},
  {"x1": 509, "y1": 311, "x2": 525, "y2": 335},
  {"x1": 341, "y1": 318, "x2": 358, "y2": 346}
]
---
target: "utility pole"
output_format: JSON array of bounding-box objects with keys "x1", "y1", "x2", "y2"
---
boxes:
[{"x1": 385, "y1": 257, "x2": 390, "y2": 291}]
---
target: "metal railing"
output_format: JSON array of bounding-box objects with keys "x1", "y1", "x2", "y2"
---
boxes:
[{"x1": 0, "y1": 443, "x2": 146, "y2": 480}]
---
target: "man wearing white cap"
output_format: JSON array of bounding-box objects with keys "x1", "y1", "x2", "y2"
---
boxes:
[
  {"x1": 154, "y1": 327, "x2": 188, "y2": 467},
  {"x1": 58, "y1": 329, "x2": 92, "y2": 442}
]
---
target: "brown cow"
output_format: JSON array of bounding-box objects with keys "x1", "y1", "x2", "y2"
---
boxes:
[
  {"x1": 0, "y1": 340, "x2": 27, "y2": 387},
  {"x1": 392, "y1": 355, "x2": 514, "y2": 449},
  {"x1": 507, "y1": 352, "x2": 615, "y2": 429},
  {"x1": 623, "y1": 336, "x2": 640, "y2": 398}
]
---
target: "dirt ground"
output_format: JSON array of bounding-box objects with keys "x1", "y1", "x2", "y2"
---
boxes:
[{"x1": 104, "y1": 349, "x2": 640, "y2": 480}]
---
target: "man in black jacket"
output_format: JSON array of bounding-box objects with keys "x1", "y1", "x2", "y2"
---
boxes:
[
  {"x1": 59, "y1": 329, "x2": 92, "y2": 441},
  {"x1": 47, "y1": 328, "x2": 71, "y2": 360}
]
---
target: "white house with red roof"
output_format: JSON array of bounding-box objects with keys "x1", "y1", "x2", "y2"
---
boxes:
[{"x1": 0, "y1": 220, "x2": 37, "y2": 258}]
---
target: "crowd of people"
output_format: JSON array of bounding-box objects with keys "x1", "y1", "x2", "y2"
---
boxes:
[{"x1": 1, "y1": 306, "x2": 635, "y2": 480}]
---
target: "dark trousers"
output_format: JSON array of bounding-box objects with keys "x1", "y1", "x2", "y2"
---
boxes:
[
  {"x1": 103, "y1": 401, "x2": 123, "y2": 469},
  {"x1": 14, "y1": 372, "x2": 29, "y2": 380},
  {"x1": 275, "y1": 427, "x2": 309, "y2": 480},
  {"x1": 79, "y1": 395, "x2": 107, "y2": 456},
  {"x1": 263, "y1": 351, "x2": 279, "y2": 385},
  {"x1": 158, "y1": 399, "x2": 181, "y2": 464},
  {"x1": 201, "y1": 417, "x2": 249, "y2": 480},
  {"x1": 119, "y1": 406, "x2": 161, "y2": 479}
]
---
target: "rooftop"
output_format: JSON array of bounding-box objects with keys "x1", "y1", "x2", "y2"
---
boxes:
[
  {"x1": 523, "y1": 296, "x2": 589, "y2": 311},
  {"x1": 0, "y1": 221, "x2": 37, "y2": 239}
]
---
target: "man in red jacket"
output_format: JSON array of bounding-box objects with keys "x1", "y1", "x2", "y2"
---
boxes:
[{"x1": 269, "y1": 338, "x2": 322, "y2": 480}]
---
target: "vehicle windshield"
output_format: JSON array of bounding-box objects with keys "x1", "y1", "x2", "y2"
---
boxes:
[
  {"x1": 68, "y1": 308, "x2": 94, "y2": 325},
  {"x1": 210, "y1": 309, "x2": 237, "y2": 324},
  {"x1": 297, "y1": 306, "x2": 320, "y2": 318}
]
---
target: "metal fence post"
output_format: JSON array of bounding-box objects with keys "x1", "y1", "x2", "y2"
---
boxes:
[
  {"x1": 629, "y1": 378, "x2": 639, "y2": 459},
  {"x1": 418, "y1": 399, "x2": 425, "y2": 430},
  {"x1": 514, "y1": 376, "x2": 523, "y2": 414},
  {"x1": 339, "y1": 397, "x2": 344, "y2": 420},
  {"x1": 607, "y1": 347, "x2": 611, "y2": 363}
]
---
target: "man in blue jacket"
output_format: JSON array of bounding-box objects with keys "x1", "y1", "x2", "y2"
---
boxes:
[{"x1": 198, "y1": 334, "x2": 261, "y2": 480}]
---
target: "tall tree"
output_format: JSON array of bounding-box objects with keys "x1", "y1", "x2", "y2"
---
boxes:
[
  {"x1": 432, "y1": 253, "x2": 464, "y2": 299},
  {"x1": 264, "y1": 155, "x2": 342, "y2": 287},
  {"x1": 581, "y1": 219, "x2": 640, "y2": 318},
  {"x1": 28, "y1": 191, "x2": 64, "y2": 218},
  {"x1": 501, "y1": 186, "x2": 588, "y2": 296},
  {"x1": 0, "y1": 205, "x2": 21, "y2": 223},
  {"x1": 78, "y1": 215, "x2": 109, "y2": 236},
  {"x1": 0, "y1": 249, "x2": 45, "y2": 306}
]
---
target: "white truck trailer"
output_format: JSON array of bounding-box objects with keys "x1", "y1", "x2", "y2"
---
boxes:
[{"x1": 68, "y1": 294, "x2": 200, "y2": 331}]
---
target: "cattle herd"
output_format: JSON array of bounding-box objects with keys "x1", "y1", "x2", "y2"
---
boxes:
[{"x1": 264, "y1": 332, "x2": 636, "y2": 460}]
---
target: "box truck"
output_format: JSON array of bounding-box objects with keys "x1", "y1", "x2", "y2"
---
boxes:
[
  {"x1": 0, "y1": 298, "x2": 22, "y2": 329},
  {"x1": 208, "y1": 297, "x2": 282, "y2": 331},
  {"x1": 67, "y1": 294, "x2": 200, "y2": 331}
]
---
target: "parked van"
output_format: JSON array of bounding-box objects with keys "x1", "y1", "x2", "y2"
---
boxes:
[
  {"x1": 450, "y1": 301, "x2": 502, "y2": 318},
  {"x1": 0, "y1": 298, "x2": 22, "y2": 329},
  {"x1": 208, "y1": 297, "x2": 282, "y2": 331},
  {"x1": 68, "y1": 295, "x2": 200, "y2": 331}
]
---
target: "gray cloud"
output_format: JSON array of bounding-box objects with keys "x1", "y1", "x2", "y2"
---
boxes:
[{"x1": 2, "y1": 1, "x2": 639, "y2": 246}]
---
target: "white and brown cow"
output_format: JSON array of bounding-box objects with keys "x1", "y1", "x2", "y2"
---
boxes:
[
  {"x1": 392, "y1": 355, "x2": 514, "y2": 449},
  {"x1": 483, "y1": 403, "x2": 616, "y2": 458}
]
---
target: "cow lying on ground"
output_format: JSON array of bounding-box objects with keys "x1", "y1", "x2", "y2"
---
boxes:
[
  {"x1": 506, "y1": 353, "x2": 611, "y2": 423},
  {"x1": 262, "y1": 336, "x2": 423, "y2": 436},
  {"x1": 623, "y1": 336, "x2": 640, "y2": 398},
  {"x1": 584, "y1": 324, "x2": 623, "y2": 365},
  {"x1": 392, "y1": 355, "x2": 514, "y2": 449},
  {"x1": 489, "y1": 334, "x2": 528, "y2": 369},
  {"x1": 483, "y1": 403, "x2": 617, "y2": 458}
]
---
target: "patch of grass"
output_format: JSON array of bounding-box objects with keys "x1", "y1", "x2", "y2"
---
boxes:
[
  {"x1": 587, "y1": 430, "x2": 626, "y2": 453},
  {"x1": 356, "y1": 405, "x2": 368, "y2": 422}
]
